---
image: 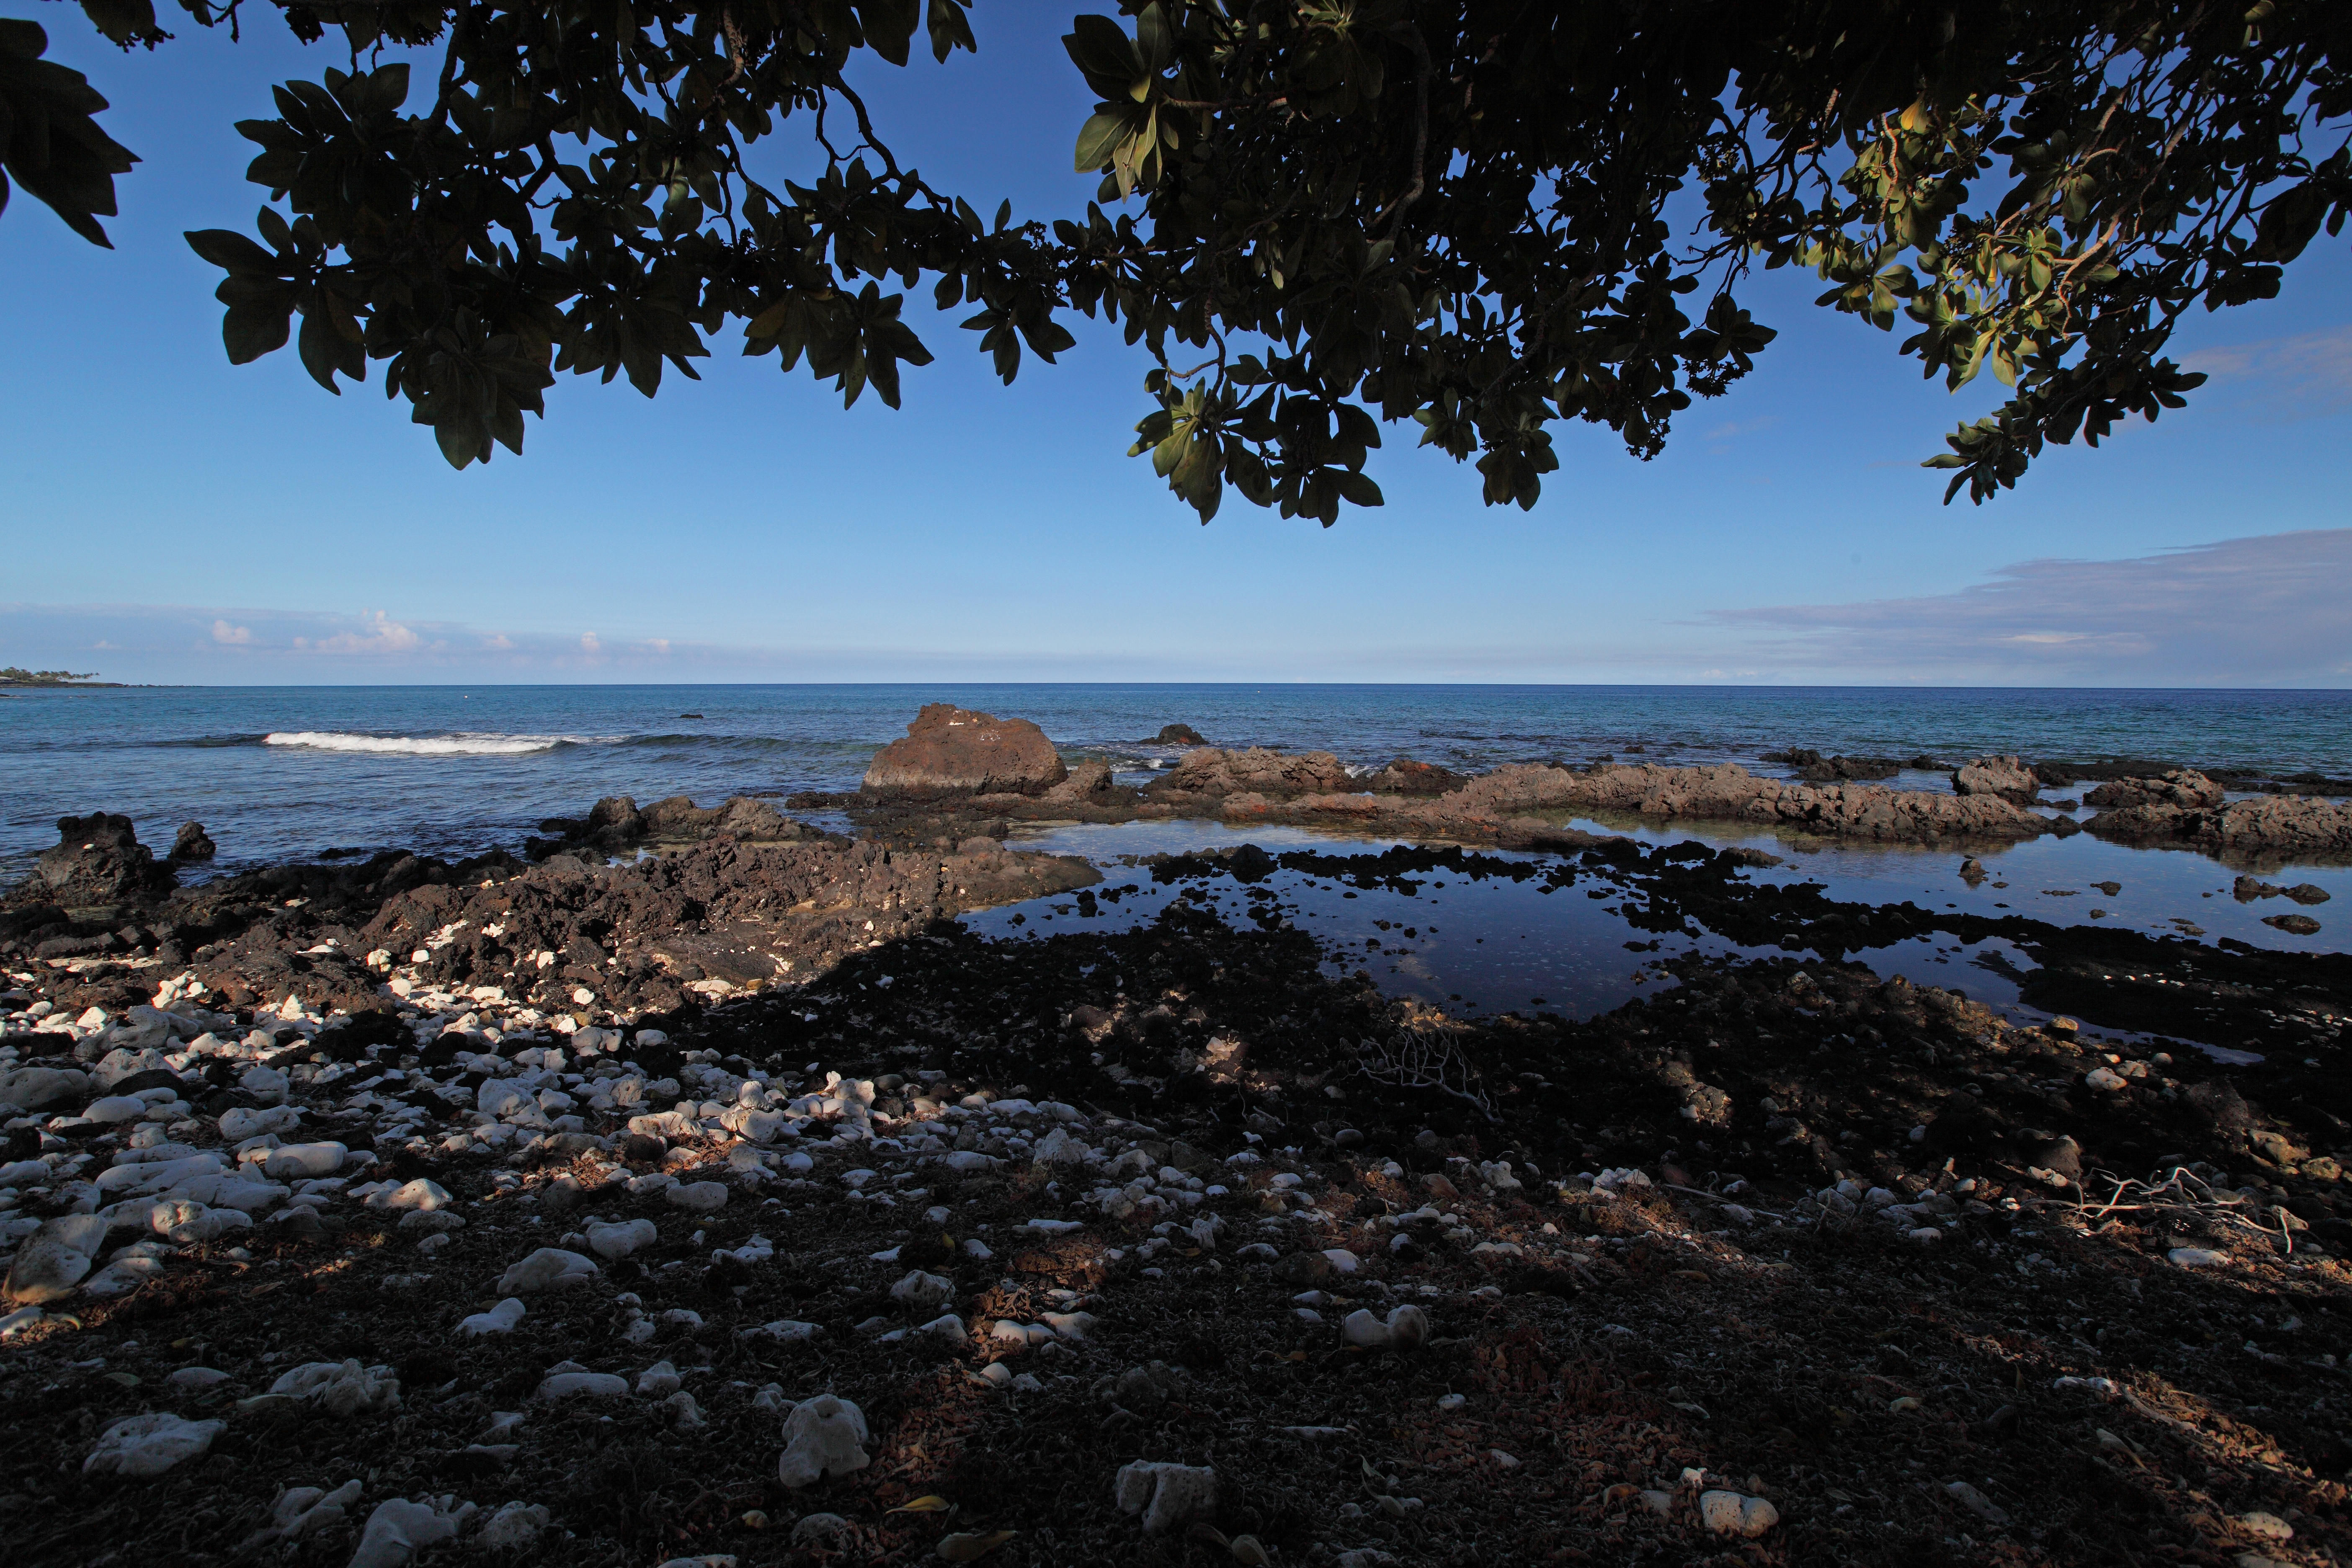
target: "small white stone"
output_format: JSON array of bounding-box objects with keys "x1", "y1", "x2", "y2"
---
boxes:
[
  {"x1": 261, "y1": 1141, "x2": 348, "y2": 1180},
  {"x1": 585, "y1": 1218, "x2": 657, "y2": 1260},
  {"x1": 82, "y1": 1412, "x2": 225, "y2": 1477},
  {"x1": 778, "y1": 1394, "x2": 870, "y2": 1489},
  {"x1": 476, "y1": 1501, "x2": 552, "y2": 1552},
  {"x1": 239, "y1": 1065, "x2": 290, "y2": 1105},
  {"x1": 348, "y1": 1496, "x2": 476, "y2": 1568},
  {"x1": 1114, "y1": 1460, "x2": 1217, "y2": 1534},
  {"x1": 265, "y1": 1478, "x2": 362, "y2": 1541},
  {"x1": 536, "y1": 1370, "x2": 629, "y2": 1399},
  {"x1": 169, "y1": 1366, "x2": 232, "y2": 1390},
  {"x1": 890, "y1": 1312, "x2": 966, "y2": 1345},
  {"x1": 636, "y1": 1360, "x2": 683, "y2": 1398},
  {"x1": 150, "y1": 1199, "x2": 252, "y2": 1245},
  {"x1": 459, "y1": 1298, "x2": 526, "y2": 1338},
  {"x1": 2169, "y1": 1247, "x2": 2230, "y2": 1269},
  {"x1": 1342, "y1": 1304, "x2": 1428, "y2": 1350},
  {"x1": 268, "y1": 1359, "x2": 401, "y2": 1416},
  {"x1": 888, "y1": 1269, "x2": 954, "y2": 1311},
  {"x1": 495, "y1": 1248, "x2": 600, "y2": 1295},
  {"x1": 666, "y1": 1181, "x2": 729, "y2": 1213},
  {"x1": 3, "y1": 1213, "x2": 108, "y2": 1304},
  {"x1": 1699, "y1": 1490, "x2": 1780, "y2": 1537},
  {"x1": 371, "y1": 1178, "x2": 451, "y2": 1212}
]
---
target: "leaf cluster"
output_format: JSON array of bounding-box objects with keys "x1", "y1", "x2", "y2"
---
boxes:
[
  {"x1": 0, "y1": 17, "x2": 137, "y2": 246},
  {"x1": 156, "y1": 0, "x2": 1063, "y2": 467},
  {"x1": 1058, "y1": 0, "x2": 2351, "y2": 518},
  {"x1": 11, "y1": 0, "x2": 2349, "y2": 515}
]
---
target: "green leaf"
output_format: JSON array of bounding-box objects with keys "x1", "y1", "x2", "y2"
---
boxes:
[
  {"x1": 856, "y1": 0, "x2": 920, "y2": 67},
  {"x1": 222, "y1": 300, "x2": 293, "y2": 364},
  {"x1": 1063, "y1": 15, "x2": 1140, "y2": 93},
  {"x1": 1074, "y1": 106, "x2": 1138, "y2": 173},
  {"x1": 77, "y1": 0, "x2": 160, "y2": 46},
  {"x1": 926, "y1": 0, "x2": 976, "y2": 61},
  {"x1": 186, "y1": 229, "x2": 281, "y2": 275}
]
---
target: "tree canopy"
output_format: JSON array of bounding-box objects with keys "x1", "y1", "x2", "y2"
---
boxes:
[{"x1": 4, "y1": 1, "x2": 2347, "y2": 519}]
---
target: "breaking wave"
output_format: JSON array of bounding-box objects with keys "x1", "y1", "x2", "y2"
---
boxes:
[{"x1": 262, "y1": 731, "x2": 586, "y2": 757}]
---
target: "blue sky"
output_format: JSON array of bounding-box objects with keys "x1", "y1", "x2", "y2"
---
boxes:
[{"x1": 3, "y1": 8, "x2": 2347, "y2": 686}]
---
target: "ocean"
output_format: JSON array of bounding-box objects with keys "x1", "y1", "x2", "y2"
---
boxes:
[
  {"x1": 6, "y1": 682, "x2": 2347, "y2": 1040},
  {"x1": 5, "y1": 682, "x2": 2350, "y2": 879}
]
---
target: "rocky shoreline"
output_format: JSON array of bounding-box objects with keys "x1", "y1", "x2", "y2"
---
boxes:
[
  {"x1": 1, "y1": 705, "x2": 2347, "y2": 1567},
  {"x1": 803, "y1": 706, "x2": 2352, "y2": 863}
]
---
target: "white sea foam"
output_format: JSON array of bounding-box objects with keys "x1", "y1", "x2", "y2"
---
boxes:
[{"x1": 262, "y1": 731, "x2": 577, "y2": 757}]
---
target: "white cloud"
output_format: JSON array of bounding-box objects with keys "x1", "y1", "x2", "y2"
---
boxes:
[
  {"x1": 2182, "y1": 326, "x2": 2352, "y2": 422},
  {"x1": 580, "y1": 632, "x2": 602, "y2": 656},
  {"x1": 211, "y1": 619, "x2": 253, "y2": 645},
  {"x1": 1707, "y1": 529, "x2": 2352, "y2": 684},
  {"x1": 482, "y1": 633, "x2": 514, "y2": 652},
  {"x1": 296, "y1": 611, "x2": 423, "y2": 655}
]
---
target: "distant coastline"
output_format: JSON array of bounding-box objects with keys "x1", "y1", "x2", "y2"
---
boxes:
[{"x1": 0, "y1": 667, "x2": 125, "y2": 688}]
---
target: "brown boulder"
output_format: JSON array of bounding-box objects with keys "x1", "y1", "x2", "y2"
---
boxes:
[
  {"x1": 1044, "y1": 758, "x2": 1116, "y2": 801},
  {"x1": 864, "y1": 704, "x2": 1067, "y2": 796}
]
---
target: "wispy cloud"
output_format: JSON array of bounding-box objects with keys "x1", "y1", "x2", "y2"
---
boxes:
[
  {"x1": 1, "y1": 603, "x2": 1267, "y2": 683},
  {"x1": 1706, "y1": 529, "x2": 2352, "y2": 684},
  {"x1": 1, "y1": 604, "x2": 624, "y2": 679},
  {"x1": 2182, "y1": 326, "x2": 2352, "y2": 423},
  {"x1": 297, "y1": 611, "x2": 423, "y2": 656},
  {"x1": 1706, "y1": 415, "x2": 1781, "y2": 450}
]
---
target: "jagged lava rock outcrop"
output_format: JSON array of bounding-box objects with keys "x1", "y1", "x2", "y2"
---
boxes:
[
  {"x1": 1373, "y1": 762, "x2": 2049, "y2": 844},
  {"x1": 32, "y1": 814, "x2": 175, "y2": 905},
  {"x1": 1951, "y1": 756, "x2": 2041, "y2": 805},
  {"x1": 1144, "y1": 747, "x2": 1355, "y2": 799},
  {"x1": 2088, "y1": 784, "x2": 2352, "y2": 856}
]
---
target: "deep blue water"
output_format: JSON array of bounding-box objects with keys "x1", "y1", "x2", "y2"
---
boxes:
[{"x1": 5, "y1": 682, "x2": 2349, "y2": 879}]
